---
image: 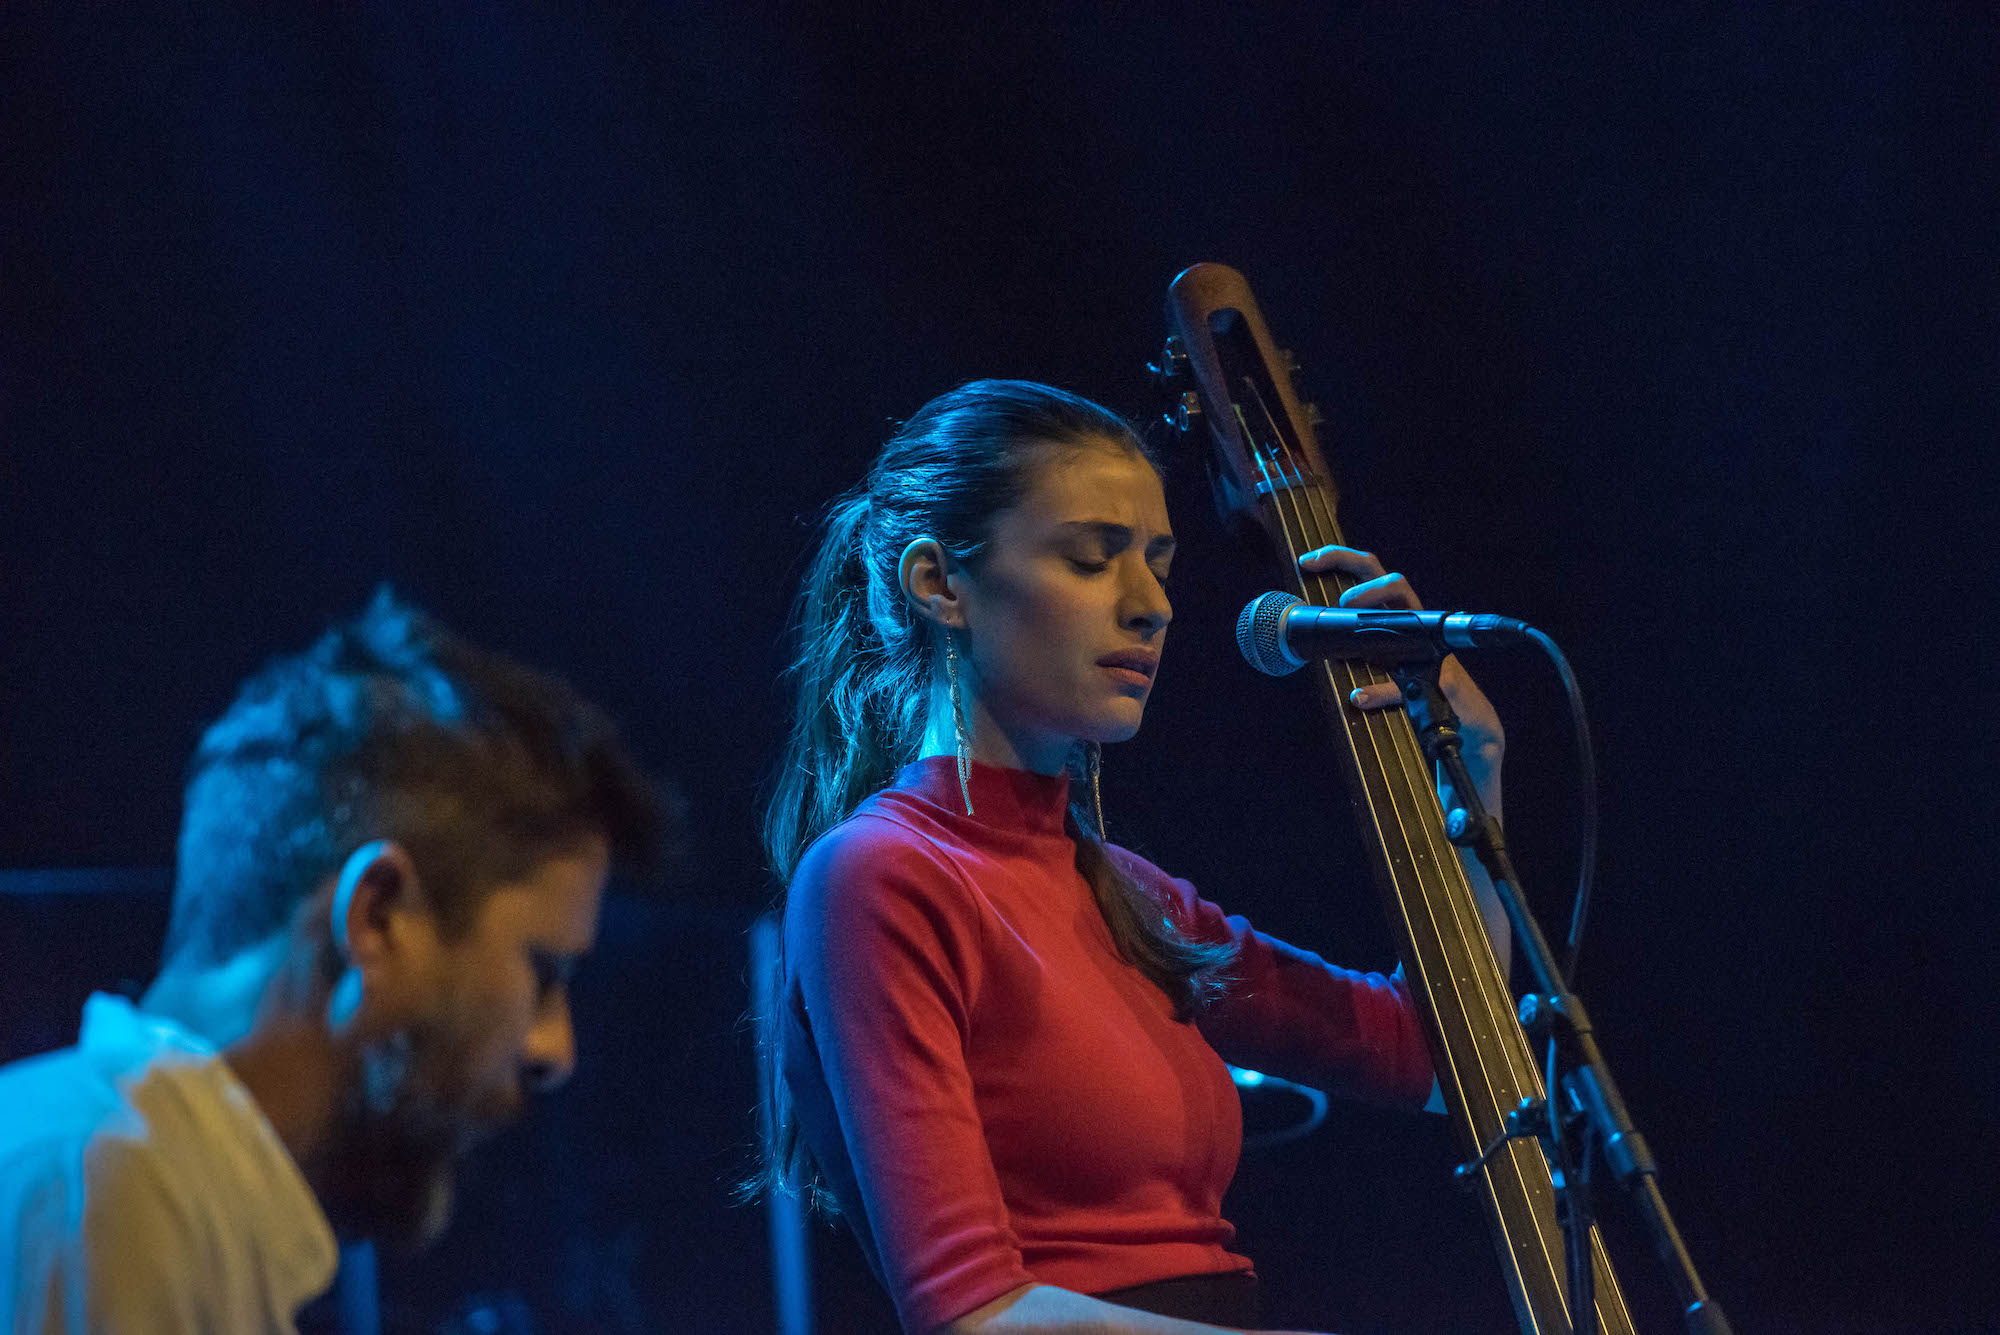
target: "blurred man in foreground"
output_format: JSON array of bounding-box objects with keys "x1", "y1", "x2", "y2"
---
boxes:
[{"x1": 0, "y1": 591, "x2": 663, "y2": 1333}]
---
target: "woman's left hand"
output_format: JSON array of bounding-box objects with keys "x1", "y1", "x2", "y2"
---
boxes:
[{"x1": 1297, "y1": 545, "x2": 1506, "y2": 814}]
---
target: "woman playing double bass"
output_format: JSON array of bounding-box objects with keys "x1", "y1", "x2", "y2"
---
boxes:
[{"x1": 756, "y1": 379, "x2": 1510, "y2": 1334}]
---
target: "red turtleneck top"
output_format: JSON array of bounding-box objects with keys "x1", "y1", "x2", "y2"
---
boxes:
[{"x1": 780, "y1": 757, "x2": 1434, "y2": 1334}]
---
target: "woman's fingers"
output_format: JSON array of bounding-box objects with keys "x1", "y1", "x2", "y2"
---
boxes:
[
  {"x1": 1297, "y1": 544, "x2": 1382, "y2": 579},
  {"x1": 1440, "y1": 657, "x2": 1505, "y2": 757},
  {"x1": 1347, "y1": 680, "x2": 1405, "y2": 711},
  {"x1": 1346, "y1": 660, "x2": 1502, "y2": 750},
  {"x1": 1302, "y1": 548, "x2": 1493, "y2": 762},
  {"x1": 1296, "y1": 546, "x2": 1422, "y2": 609},
  {"x1": 1336, "y1": 570, "x2": 1420, "y2": 609}
]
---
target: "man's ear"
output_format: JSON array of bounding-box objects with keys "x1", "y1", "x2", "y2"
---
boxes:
[
  {"x1": 899, "y1": 537, "x2": 965, "y2": 629},
  {"x1": 326, "y1": 840, "x2": 428, "y2": 1033}
]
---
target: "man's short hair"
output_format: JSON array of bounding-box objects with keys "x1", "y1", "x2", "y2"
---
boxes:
[{"x1": 163, "y1": 589, "x2": 663, "y2": 969}]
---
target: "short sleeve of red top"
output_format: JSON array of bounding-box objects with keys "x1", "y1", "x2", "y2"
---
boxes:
[{"x1": 780, "y1": 757, "x2": 1434, "y2": 1335}]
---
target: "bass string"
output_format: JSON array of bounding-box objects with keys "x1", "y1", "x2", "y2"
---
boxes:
[{"x1": 1289, "y1": 455, "x2": 1534, "y2": 1105}]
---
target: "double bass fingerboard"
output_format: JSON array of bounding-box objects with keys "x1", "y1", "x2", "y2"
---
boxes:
[{"x1": 1232, "y1": 376, "x2": 1635, "y2": 1335}]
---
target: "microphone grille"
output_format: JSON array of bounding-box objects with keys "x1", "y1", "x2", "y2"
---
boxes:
[{"x1": 1236, "y1": 591, "x2": 1304, "y2": 676}]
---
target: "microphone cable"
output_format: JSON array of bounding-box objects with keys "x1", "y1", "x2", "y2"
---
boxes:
[{"x1": 1525, "y1": 626, "x2": 1598, "y2": 985}]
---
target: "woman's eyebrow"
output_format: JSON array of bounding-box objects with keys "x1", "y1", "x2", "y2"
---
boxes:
[{"x1": 1053, "y1": 521, "x2": 1176, "y2": 555}]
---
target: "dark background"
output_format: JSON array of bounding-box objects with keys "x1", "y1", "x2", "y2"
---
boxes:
[{"x1": 3, "y1": 4, "x2": 1995, "y2": 1332}]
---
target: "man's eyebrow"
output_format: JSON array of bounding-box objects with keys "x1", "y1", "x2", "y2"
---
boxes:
[{"x1": 529, "y1": 945, "x2": 586, "y2": 987}]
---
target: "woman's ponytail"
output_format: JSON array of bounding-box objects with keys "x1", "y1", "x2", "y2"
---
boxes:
[{"x1": 763, "y1": 490, "x2": 916, "y2": 885}]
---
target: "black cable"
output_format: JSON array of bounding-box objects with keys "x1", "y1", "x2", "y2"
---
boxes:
[
  {"x1": 1526, "y1": 627, "x2": 1597, "y2": 983},
  {"x1": 1548, "y1": 1035, "x2": 1597, "y2": 1335}
]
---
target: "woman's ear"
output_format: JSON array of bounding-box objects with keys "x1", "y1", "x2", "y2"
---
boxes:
[{"x1": 899, "y1": 537, "x2": 965, "y2": 629}]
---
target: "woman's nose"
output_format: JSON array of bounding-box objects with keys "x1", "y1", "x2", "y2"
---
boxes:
[{"x1": 1122, "y1": 569, "x2": 1171, "y2": 633}]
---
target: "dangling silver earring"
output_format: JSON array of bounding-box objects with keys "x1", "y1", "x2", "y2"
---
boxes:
[
  {"x1": 945, "y1": 629, "x2": 974, "y2": 816},
  {"x1": 1085, "y1": 741, "x2": 1106, "y2": 841}
]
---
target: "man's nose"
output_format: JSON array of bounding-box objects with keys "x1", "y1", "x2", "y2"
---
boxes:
[{"x1": 521, "y1": 992, "x2": 577, "y2": 1094}]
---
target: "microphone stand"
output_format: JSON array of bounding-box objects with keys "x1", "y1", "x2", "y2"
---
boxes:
[{"x1": 1385, "y1": 658, "x2": 1732, "y2": 1335}]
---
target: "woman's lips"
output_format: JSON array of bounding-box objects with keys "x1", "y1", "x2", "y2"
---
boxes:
[{"x1": 1097, "y1": 651, "x2": 1159, "y2": 689}]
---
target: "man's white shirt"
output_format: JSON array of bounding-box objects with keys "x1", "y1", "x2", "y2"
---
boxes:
[{"x1": 0, "y1": 994, "x2": 337, "y2": 1333}]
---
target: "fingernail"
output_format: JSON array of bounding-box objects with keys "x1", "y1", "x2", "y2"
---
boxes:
[{"x1": 1349, "y1": 688, "x2": 1365, "y2": 706}]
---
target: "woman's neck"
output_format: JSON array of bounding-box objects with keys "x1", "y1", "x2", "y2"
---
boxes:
[{"x1": 917, "y1": 677, "x2": 1072, "y2": 776}]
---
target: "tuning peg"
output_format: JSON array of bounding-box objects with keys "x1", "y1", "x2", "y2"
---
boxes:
[
  {"x1": 1281, "y1": 349, "x2": 1304, "y2": 396},
  {"x1": 1281, "y1": 347, "x2": 1317, "y2": 397},
  {"x1": 1150, "y1": 337, "x2": 1203, "y2": 432},
  {"x1": 1279, "y1": 349, "x2": 1325, "y2": 432},
  {"x1": 1174, "y1": 391, "x2": 1203, "y2": 433}
]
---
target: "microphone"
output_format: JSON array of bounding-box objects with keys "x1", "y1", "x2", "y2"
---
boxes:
[{"x1": 1236, "y1": 591, "x2": 1532, "y2": 675}]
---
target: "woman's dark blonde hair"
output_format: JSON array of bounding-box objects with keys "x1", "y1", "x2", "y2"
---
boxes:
[{"x1": 754, "y1": 379, "x2": 1236, "y2": 1211}]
